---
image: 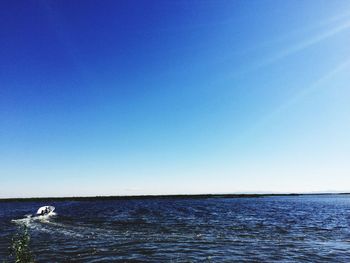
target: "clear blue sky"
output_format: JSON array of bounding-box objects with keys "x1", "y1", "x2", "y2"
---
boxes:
[{"x1": 1, "y1": 0, "x2": 350, "y2": 197}]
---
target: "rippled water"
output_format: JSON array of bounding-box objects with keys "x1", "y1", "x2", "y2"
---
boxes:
[{"x1": 1, "y1": 195, "x2": 350, "y2": 262}]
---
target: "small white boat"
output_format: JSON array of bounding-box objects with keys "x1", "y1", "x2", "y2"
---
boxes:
[{"x1": 36, "y1": 206, "x2": 55, "y2": 216}]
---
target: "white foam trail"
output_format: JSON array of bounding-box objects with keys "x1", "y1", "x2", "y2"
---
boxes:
[
  {"x1": 12, "y1": 212, "x2": 57, "y2": 224},
  {"x1": 11, "y1": 213, "x2": 129, "y2": 240},
  {"x1": 11, "y1": 214, "x2": 33, "y2": 226},
  {"x1": 12, "y1": 212, "x2": 87, "y2": 238}
]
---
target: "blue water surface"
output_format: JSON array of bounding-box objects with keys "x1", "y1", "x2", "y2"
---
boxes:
[{"x1": 1, "y1": 195, "x2": 350, "y2": 262}]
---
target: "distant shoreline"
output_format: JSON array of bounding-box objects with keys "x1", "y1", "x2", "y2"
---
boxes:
[{"x1": 0, "y1": 193, "x2": 349, "y2": 202}]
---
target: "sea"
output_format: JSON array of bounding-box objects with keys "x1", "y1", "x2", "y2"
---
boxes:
[{"x1": 1, "y1": 195, "x2": 350, "y2": 262}]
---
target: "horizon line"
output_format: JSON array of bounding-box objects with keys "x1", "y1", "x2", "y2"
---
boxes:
[{"x1": 1, "y1": 192, "x2": 350, "y2": 202}]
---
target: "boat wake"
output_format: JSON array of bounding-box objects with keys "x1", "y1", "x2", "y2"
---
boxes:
[
  {"x1": 11, "y1": 207, "x2": 132, "y2": 241},
  {"x1": 11, "y1": 212, "x2": 57, "y2": 226},
  {"x1": 11, "y1": 212, "x2": 88, "y2": 238}
]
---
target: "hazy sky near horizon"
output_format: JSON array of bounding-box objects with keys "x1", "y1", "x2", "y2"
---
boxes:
[{"x1": 1, "y1": 0, "x2": 350, "y2": 198}]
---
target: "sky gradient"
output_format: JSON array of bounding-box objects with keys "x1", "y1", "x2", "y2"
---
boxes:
[{"x1": 1, "y1": 0, "x2": 350, "y2": 198}]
